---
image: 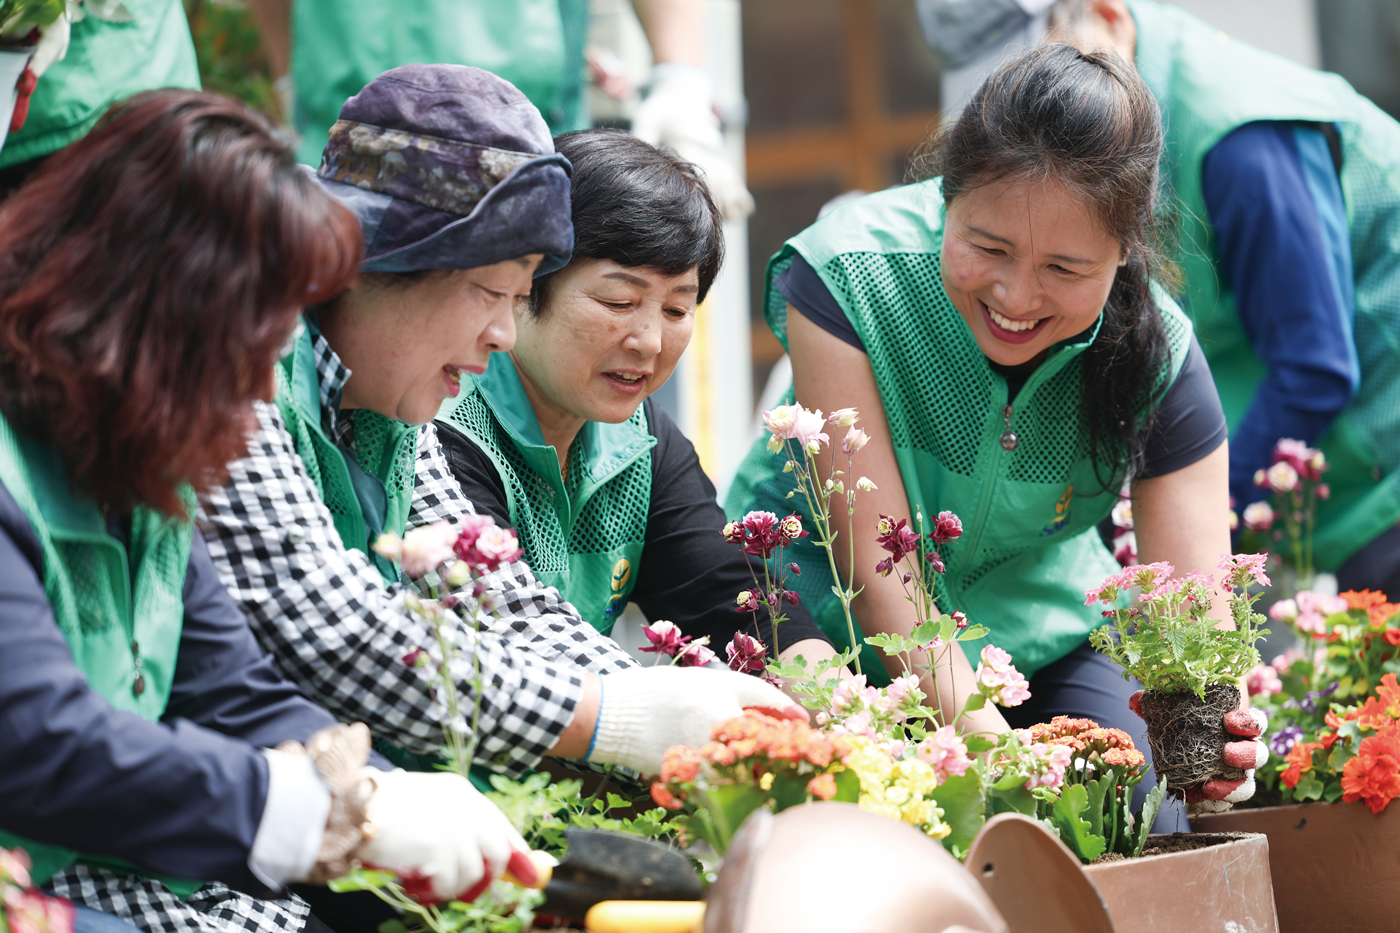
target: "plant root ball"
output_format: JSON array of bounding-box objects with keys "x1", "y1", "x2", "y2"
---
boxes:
[{"x1": 1137, "y1": 683, "x2": 1244, "y2": 795}]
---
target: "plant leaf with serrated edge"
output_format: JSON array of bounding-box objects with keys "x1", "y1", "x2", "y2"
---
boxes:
[
  {"x1": 963, "y1": 734, "x2": 996, "y2": 754},
  {"x1": 1130, "y1": 783, "x2": 1164, "y2": 857},
  {"x1": 929, "y1": 771, "x2": 985, "y2": 854},
  {"x1": 1050, "y1": 783, "x2": 1106, "y2": 863},
  {"x1": 1083, "y1": 777, "x2": 1110, "y2": 839}
]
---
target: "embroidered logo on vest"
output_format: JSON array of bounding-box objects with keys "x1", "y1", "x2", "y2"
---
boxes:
[
  {"x1": 605, "y1": 557, "x2": 632, "y2": 620},
  {"x1": 1041, "y1": 485, "x2": 1074, "y2": 537}
]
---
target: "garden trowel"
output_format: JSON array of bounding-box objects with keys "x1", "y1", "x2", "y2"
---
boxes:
[{"x1": 506, "y1": 828, "x2": 702, "y2": 921}]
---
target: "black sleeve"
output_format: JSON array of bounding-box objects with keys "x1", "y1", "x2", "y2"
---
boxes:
[
  {"x1": 774, "y1": 253, "x2": 867, "y2": 352},
  {"x1": 433, "y1": 419, "x2": 514, "y2": 527},
  {"x1": 1137, "y1": 334, "x2": 1230, "y2": 478},
  {"x1": 0, "y1": 484, "x2": 277, "y2": 896},
  {"x1": 630, "y1": 400, "x2": 831, "y2": 658}
]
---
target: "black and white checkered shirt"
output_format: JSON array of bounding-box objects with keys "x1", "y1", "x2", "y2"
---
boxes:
[{"x1": 197, "y1": 331, "x2": 638, "y2": 775}]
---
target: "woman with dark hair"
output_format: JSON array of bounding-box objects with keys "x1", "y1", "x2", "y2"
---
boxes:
[
  {"x1": 728, "y1": 45, "x2": 1265, "y2": 821},
  {"x1": 0, "y1": 89, "x2": 545, "y2": 933},
  {"x1": 195, "y1": 67, "x2": 799, "y2": 806},
  {"x1": 434, "y1": 128, "x2": 832, "y2": 665}
]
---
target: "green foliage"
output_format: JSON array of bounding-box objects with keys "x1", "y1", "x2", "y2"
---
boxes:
[
  {"x1": 1047, "y1": 784, "x2": 1106, "y2": 862},
  {"x1": 928, "y1": 771, "x2": 985, "y2": 854},
  {"x1": 1089, "y1": 562, "x2": 1269, "y2": 699},
  {"x1": 0, "y1": 0, "x2": 64, "y2": 38},
  {"x1": 484, "y1": 771, "x2": 672, "y2": 858},
  {"x1": 330, "y1": 869, "x2": 543, "y2": 933},
  {"x1": 183, "y1": 0, "x2": 281, "y2": 119}
]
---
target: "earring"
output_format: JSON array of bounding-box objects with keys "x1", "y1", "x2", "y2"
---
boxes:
[{"x1": 1118, "y1": 251, "x2": 1130, "y2": 267}]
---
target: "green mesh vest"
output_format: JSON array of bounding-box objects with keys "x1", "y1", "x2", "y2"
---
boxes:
[
  {"x1": 726, "y1": 180, "x2": 1193, "y2": 682},
  {"x1": 1129, "y1": 0, "x2": 1400, "y2": 567},
  {"x1": 0, "y1": 414, "x2": 201, "y2": 896},
  {"x1": 274, "y1": 318, "x2": 419, "y2": 581},
  {"x1": 436, "y1": 353, "x2": 655, "y2": 634}
]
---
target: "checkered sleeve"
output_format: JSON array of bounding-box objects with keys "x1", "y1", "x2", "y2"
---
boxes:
[
  {"x1": 197, "y1": 401, "x2": 586, "y2": 777},
  {"x1": 409, "y1": 422, "x2": 639, "y2": 673}
]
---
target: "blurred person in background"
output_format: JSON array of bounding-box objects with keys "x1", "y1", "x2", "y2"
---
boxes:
[
  {"x1": 920, "y1": 0, "x2": 1400, "y2": 599},
  {"x1": 243, "y1": 0, "x2": 752, "y2": 219}
]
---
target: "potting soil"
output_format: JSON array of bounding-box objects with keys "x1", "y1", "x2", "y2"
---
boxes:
[{"x1": 1138, "y1": 683, "x2": 1243, "y2": 792}]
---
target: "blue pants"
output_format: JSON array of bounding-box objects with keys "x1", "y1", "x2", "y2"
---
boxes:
[
  {"x1": 72, "y1": 907, "x2": 143, "y2": 933},
  {"x1": 1001, "y1": 640, "x2": 1187, "y2": 834}
]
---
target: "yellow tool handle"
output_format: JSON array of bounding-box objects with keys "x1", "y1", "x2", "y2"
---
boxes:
[
  {"x1": 501, "y1": 850, "x2": 555, "y2": 889},
  {"x1": 584, "y1": 900, "x2": 706, "y2": 933}
]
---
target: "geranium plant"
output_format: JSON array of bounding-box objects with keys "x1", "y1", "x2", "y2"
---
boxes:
[{"x1": 1088, "y1": 557, "x2": 1270, "y2": 797}]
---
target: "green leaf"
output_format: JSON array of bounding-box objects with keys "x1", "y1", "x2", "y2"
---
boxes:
[
  {"x1": 988, "y1": 781, "x2": 1038, "y2": 816},
  {"x1": 1129, "y1": 784, "x2": 1165, "y2": 858},
  {"x1": 929, "y1": 771, "x2": 986, "y2": 855},
  {"x1": 1323, "y1": 780, "x2": 1346, "y2": 803},
  {"x1": 832, "y1": 766, "x2": 862, "y2": 803},
  {"x1": 769, "y1": 773, "x2": 813, "y2": 813},
  {"x1": 1083, "y1": 777, "x2": 1110, "y2": 838},
  {"x1": 961, "y1": 692, "x2": 987, "y2": 713},
  {"x1": 375, "y1": 922, "x2": 407, "y2": 933},
  {"x1": 1326, "y1": 743, "x2": 1355, "y2": 772},
  {"x1": 957, "y1": 624, "x2": 990, "y2": 641},
  {"x1": 1294, "y1": 770, "x2": 1325, "y2": 801},
  {"x1": 1049, "y1": 783, "x2": 1107, "y2": 863},
  {"x1": 329, "y1": 868, "x2": 399, "y2": 893},
  {"x1": 962, "y1": 734, "x2": 997, "y2": 754},
  {"x1": 694, "y1": 783, "x2": 769, "y2": 854}
]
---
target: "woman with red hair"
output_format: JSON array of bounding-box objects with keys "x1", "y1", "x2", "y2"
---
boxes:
[{"x1": 0, "y1": 90, "x2": 540, "y2": 933}]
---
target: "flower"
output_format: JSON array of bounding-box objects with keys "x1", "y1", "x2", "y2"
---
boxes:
[
  {"x1": 2, "y1": 884, "x2": 75, "y2": 933},
  {"x1": 1269, "y1": 725, "x2": 1304, "y2": 757},
  {"x1": 726, "y1": 632, "x2": 767, "y2": 675},
  {"x1": 951, "y1": 610, "x2": 969, "y2": 630},
  {"x1": 828, "y1": 407, "x2": 860, "y2": 426},
  {"x1": 678, "y1": 641, "x2": 718, "y2": 667},
  {"x1": 1112, "y1": 531, "x2": 1137, "y2": 568},
  {"x1": 807, "y1": 772, "x2": 838, "y2": 800},
  {"x1": 930, "y1": 510, "x2": 963, "y2": 544},
  {"x1": 402, "y1": 647, "x2": 430, "y2": 668},
  {"x1": 1316, "y1": 482, "x2": 1331, "y2": 500},
  {"x1": 398, "y1": 521, "x2": 459, "y2": 577},
  {"x1": 778, "y1": 513, "x2": 808, "y2": 542},
  {"x1": 1280, "y1": 740, "x2": 1323, "y2": 788},
  {"x1": 842, "y1": 425, "x2": 870, "y2": 454},
  {"x1": 650, "y1": 782, "x2": 685, "y2": 810},
  {"x1": 1111, "y1": 497, "x2": 1133, "y2": 530},
  {"x1": 916, "y1": 726, "x2": 973, "y2": 782},
  {"x1": 1341, "y1": 589, "x2": 1400, "y2": 627},
  {"x1": 721, "y1": 521, "x2": 743, "y2": 544},
  {"x1": 925, "y1": 551, "x2": 946, "y2": 574},
  {"x1": 473, "y1": 525, "x2": 523, "y2": 569},
  {"x1": 875, "y1": 515, "x2": 921, "y2": 562},
  {"x1": 734, "y1": 590, "x2": 759, "y2": 613},
  {"x1": 1341, "y1": 730, "x2": 1400, "y2": 814},
  {"x1": 1266, "y1": 461, "x2": 1300, "y2": 493},
  {"x1": 856, "y1": 476, "x2": 877, "y2": 491},
  {"x1": 975, "y1": 645, "x2": 1031, "y2": 706},
  {"x1": 762, "y1": 404, "x2": 800, "y2": 440},
  {"x1": 0, "y1": 847, "x2": 32, "y2": 889},
  {"x1": 1245, "y1": 662, "x2": 1283, "y2": 698},
  {"x1": 371, "y1": 532, "x2": 404, "y2": 563},
  {"x1": 728, "y1": 510, "x2": 785, "y2": 558},
  {"x1": 791, "y1": 407, "x2": 830, "y2": 454},
  {"x1": 1269, "y1": 599, "x2": 1299, "y2": 623},
  {"x1": 1217, "y1": 552, "x2": 1271, "y2": 590},
  {"x1": 1242, "y1": 501, "x2": 1275, "y2": 532},
  {"x1": 1273, "y1": 438, "x2": 1327, "y2": 482},
  {"x1": 661, "y1": 744, "x2": 702, "y2": 784},
  {"x1": 639, "y1": 620, "x2": 693, "y2": 658}
]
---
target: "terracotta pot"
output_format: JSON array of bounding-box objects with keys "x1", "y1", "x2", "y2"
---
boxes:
[
  {"x1": 966, "y1": 815, "x2": 1278, "y2": 933},
  {"x1": 1193, "y1": 801, "x2": 1400, "y2": 933},
  {"x1": 1084, "y1": 833, "x2": 1277, "y2": 933}
]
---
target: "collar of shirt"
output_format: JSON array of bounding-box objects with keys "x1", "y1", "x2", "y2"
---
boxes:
[{"x1": 303, "y1": 315, "x2": 353, "y2": 445}]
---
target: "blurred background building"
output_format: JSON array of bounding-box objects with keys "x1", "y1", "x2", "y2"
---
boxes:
[{"x1": 186, "y1": 0, "x2": 1400, "y2": 493}]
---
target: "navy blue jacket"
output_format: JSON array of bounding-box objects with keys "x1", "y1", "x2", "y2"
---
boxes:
[{"x1": 0, "y1": 480, "x2": 339, "y2": 897}]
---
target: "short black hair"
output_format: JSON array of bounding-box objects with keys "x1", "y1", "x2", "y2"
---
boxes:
[{"x1": 529, "y1": 128, "x2": 723, "y2": 315}]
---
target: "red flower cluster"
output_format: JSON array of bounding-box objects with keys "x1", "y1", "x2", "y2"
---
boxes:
[
  {"x1": 874, "y1": 511, "x2": 963, "y2": 577},
  {"x1": 1341, "y1": 589, "x2": 1400, "y2": 629},
  {"x1": 1029, "y1": 716, "x2": 1146, "y2": 770},
  {"x1": 1272, "y1": 438, "x2": 1327, "y2": 482},
  {"x1": 452, "y1": 513, "x2": 523, "y2": 572},
  {"x1": 723, "y1": 510, "x2": 807, "y2": 559},
  {"x1": 1341, "y1": 726, "x2": 1400, "y2": 814}
]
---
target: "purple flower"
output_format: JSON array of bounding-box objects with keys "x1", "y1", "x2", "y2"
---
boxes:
[
  {"x1": 926, "y1": 551, "x2": 946, "y2": 574},
  {"x1": 1270, "y1": 725, "x2": 1304, "y2": 757},
  {"x1": 639, "y1": 620, "x2": 692, "y2": 658},
  {"x1": 929, "y1": 510, "x2": 963, "y2": 544},
  {"x1": 402, "y1": 647, "x2": 430, "y2": 668},
  {"x1": 726, "y1": 632, "x2": 767, "y2": 675},
  {"x1": 678, "y1": 641, "x2": 718, "y2": 667}
]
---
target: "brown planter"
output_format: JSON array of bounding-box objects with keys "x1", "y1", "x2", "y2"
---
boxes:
[
  {"x1": 966, "y1": 814, "x2": 1278, "y2": 933},
  {"x1": 1193, "y1": 801, "x2": 1400, "y2": 933}
]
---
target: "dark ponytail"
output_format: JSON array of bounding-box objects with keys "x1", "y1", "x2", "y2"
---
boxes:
[{"x1": 914, "y1": 43, "x2": 1172, "y2": 489}]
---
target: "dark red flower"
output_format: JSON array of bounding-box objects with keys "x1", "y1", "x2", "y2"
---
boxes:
[{"x1": 930, "y1": 510, "x2": 963, "y2": 544}]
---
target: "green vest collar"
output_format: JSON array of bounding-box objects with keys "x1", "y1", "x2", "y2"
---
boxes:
[
  {"x1": 464, "y1": 352, "x2": 657, "y2": 499},
  {"x1": 13, "y1": 431, "x2": 106, "y2": 537},
  {"x1": 281, "y1": 314, "x2": 331, "y2": 442}
]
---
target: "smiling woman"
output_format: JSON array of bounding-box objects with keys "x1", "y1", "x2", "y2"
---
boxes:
[
  {"x1": 435, "y1": 128, "x2": 834, "y2": 664},
  {"x1": 727, "y1": 44, "x2": 1245, "y2": 829}
]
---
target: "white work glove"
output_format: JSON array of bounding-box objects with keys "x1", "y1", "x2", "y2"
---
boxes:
[
  {"x1": 630, "y1": 62, "x2": 755, "y2": 220},
  {"x1": 587, "y1": 666, "x2": 804, "y2": 774},
  {"x1": 357, "y1": 769, "x2": 536, "y2": 904}
]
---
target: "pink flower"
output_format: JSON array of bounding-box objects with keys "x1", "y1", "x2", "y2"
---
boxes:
[
  {"x1": 917, "y1": 725, "x2": 973, "y2": 782},
  {"x1": 398, "y1": 521, "x2": 458, "y2": 577},
  {"x1": 730, "y1": 510, "x2": 784, "y2": 558},
  {"x1": 474, "y1": 525, "x2": 523, "y2": 568},
  {"x1": 1266, "y1": 461, "x2": 1300, "y2": 494},
  {"x1": 721, "y1": 521, "x2": 743, "y2": 544},
  {"x1": 726, "y1": 632, "x2": 767, "y2": 674},
  {"x1": 883, "y1": 673, "x2": 921, "y2": 708},
  {"x1": 1242, "y1": 501, "x2": 1275, "y2": 532},
  {"x1": 1245, "y1": 663, "x2": 1283, "y2": 698},
  {"x1": 831, "y1": 674, "x2": 870, "y2": 711},
  {"x1": 640, "y1": 620, "x2": 693, "y2": 658},
  {"x1": 734, "y1": 589, "x2": 759, "y2": 613},
  {"x1": 2, "y1": 885, "x2": 74, "y2": 933},
  {"x1": 1316, "y1": 483, "x2": 1331, "y2": 501},
  {"x1": 1229, "y1": 508, "x2": 1239, "y2": 532},
  {"x1": 875, "y1": 515, "x2": 921, "y2": 562},
  {"x1": 1110, "y1": 497, "x2": 1133, "y2": 530},
  {"x1": 976, "y1": 645, "x2": 1031, "y2": 707},
  {"x1": 1020, "y1": 737, "x2": 1073, "y2": 790},
  {"x1": 1273, "y1": 438, "x2": 1326, "y2": 482},
  {"x1": 827, "y1": 407, "x2": 860, "y2": 426},
  {"x1": 951, "y1": 610, "x2": 969, "y2": 630},
  {"x1": 0, "y1": 847, "x2": 32, "y2": 889},
  {"x1": 842, "y1": 425, "x2": 870, "y2": 454},
  {"x1": 762, "y1": 404, "x2": 800, "y2": 440},
  {"x1": 1269, "y1": 598, "x2": 1299, "y2": 623},
  {"x1": 930, "y1": 510, "x2": 963, "y2": 544},
  {"x1": 1272, "y1": 647, "x2": 1305, "y2": 672},
  {"x1": 1112, "y1": 531, "x2": 1137, "y2": 568},
  {"x1": 677, "y1": 641, "x2": 717, "y2": 667},
  {"x1": 791, "y1": 406, "x2": 830, "y2": 454},
  {"x1": 1217, "y1": 552, "x2": 1271, "y2": 590},
  {"x1": 402, "y1": 647, "x2": 430, "y2": 668}
]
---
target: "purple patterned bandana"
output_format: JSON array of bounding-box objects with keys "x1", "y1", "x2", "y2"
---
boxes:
[{"x1": 314, "y1": 64, "x2": 574, "y2": 275}]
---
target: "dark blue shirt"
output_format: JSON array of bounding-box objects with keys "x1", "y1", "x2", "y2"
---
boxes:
[
  {"x1": 0, "y1": 481, "x2": 340, "y2": 896},
  {"x1": 1201, "y1": 120, "x2": 1358, "y2": 513}
]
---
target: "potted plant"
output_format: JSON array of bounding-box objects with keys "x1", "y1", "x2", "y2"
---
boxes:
[
  {"x1": 1087, "y1": 557, "x2": 1271, "y2": 805},
  {"x1": 1192, "y1": 590, "x2": 1400, "y2": 933}
]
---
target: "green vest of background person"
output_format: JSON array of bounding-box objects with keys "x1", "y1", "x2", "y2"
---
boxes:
[
  {"x1": 289, "y1": 0, "x2": 588, "y2": 165},
  {"x1": 0, "y1": 0, "x2": 198, "y2": 168},
  {"x1": 0, "y1": 413, "x2": 200, "y2": 897},
  {"x1": 1129, "y1": 0, "x2": 1400, "y2": 568},
  {"x1": 274, "y1": 317, "x2": 418, "y2": 584},
  {"x1": 726, "y1": 180, "x2": 1193, "y2": 684},
  {"x1": 437, "y1": 353, "x2": 654, "y2": 636}
]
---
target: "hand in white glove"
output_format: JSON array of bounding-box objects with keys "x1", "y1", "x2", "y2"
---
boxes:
[
  {"x1": 357, "y1": 769, "x2": 537, "y2": 904},
  {"x1": 630, "y1": 62, "x2": 754, "y2": 220},
  {"x1": 586, "y1": 665, "x2": 804, "y2": 774}
]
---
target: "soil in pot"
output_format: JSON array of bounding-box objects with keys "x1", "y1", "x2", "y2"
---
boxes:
[{"x1": 1137, "y1": 683, "x2": 1242, "y2": 794}]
